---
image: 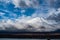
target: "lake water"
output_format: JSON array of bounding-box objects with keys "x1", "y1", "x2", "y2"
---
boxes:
[{"x1": 0, "y1": 38, "x2": 60, "y2": 40}]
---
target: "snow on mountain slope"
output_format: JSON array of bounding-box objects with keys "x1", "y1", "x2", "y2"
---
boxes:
[
  {"x1": 25, "y1": 17, "x2": 57, "y2": 32},
  {"x1": 27, "y1": 17, "x2": 42, "y2": 28}
]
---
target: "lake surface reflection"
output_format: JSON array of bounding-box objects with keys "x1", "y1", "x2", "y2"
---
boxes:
[{"x1": 0, "y1": 38, "x2": 60, "y2": 40}]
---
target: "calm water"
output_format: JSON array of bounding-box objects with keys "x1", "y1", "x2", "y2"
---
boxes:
[
  {"x1": 0, "y1": 39, "x2": 45, "y2": 40},
  {"x1": 0, "y1": 38, "x2": 60, "y2": 40}
]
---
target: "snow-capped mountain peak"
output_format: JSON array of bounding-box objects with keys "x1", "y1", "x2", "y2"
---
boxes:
[{"x1": 27, "y1": 17, "x2": 42, "y2": 24}]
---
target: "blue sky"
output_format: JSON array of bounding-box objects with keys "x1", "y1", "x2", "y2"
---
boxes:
[
  {"x1": 0, "y1": 1, "x2": 36, "y2": 19},
  {"x1": 0, "y1": 0, "x2": 60, "y2": 32},
  {"x1": 0, "y1": 0, "x2": 50, "y2": 19}
]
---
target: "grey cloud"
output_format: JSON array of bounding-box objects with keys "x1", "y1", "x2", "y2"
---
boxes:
[{"x1": 47, "y1": 8, "x2": 60, "y2": 22}]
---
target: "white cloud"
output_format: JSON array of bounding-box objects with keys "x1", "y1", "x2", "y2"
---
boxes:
[
  {"x1": 0, "y1": 7, "x2": 60, "y2": 32},
  {"x1": 0, "y1": 12, "x2": 5, "y2": 16},
  {"x1": 0, "y1": 0, "x2": 11, "y2": 3},
  {"x1": 12, "y1": 0, "x2": 20, "y2": 8},
  {"x1": 12, "y1": 0, "x2": 40, "y2": 8},
  {"x1": 21, "y1": 10, "x2": 26, "y2": 13},
  {"x1": 0, "y1": 9, "x2": 17, "y2": 19},
  {"x1": 48, "y1": 8, "x2": 60, "y2": 17},
  {"x1": 0, "y1": 16, "x2": 58, "y2": 32}
]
